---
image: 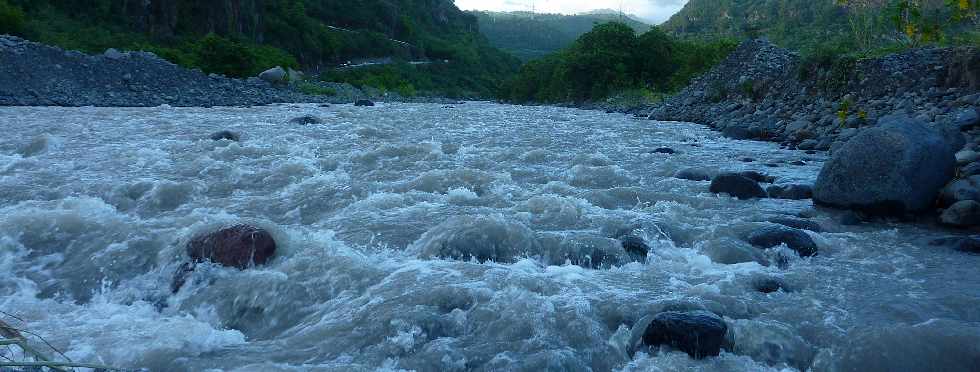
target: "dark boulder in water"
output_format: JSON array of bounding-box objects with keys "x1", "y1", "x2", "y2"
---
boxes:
[
  {"x1": 710, "y1": 173, "x2": 767, "y2": 200},
  {"x1": 652, "y1": 147, "x2": 676, "y2": 154},
  {"x1": 752, "y1": 276, "x2": 788, "y2": 293},
  {"x1": 641, "y1": 311, "x2": 729, "y2": 359},
  {"x1": 209, "y1": 130, "x2": 240, "y2": 141},
  {"x1": 355, "y1": 99, "x2": 375, "y2": 107},
  {"x1": 747, "y1": 225, "x2": 818, "y2": 257},
  {"x1": 813, "y1": 115, "x2": 957, "y2": 215},
  {"x1": 288, "y1": 115, "x2": 324, "y2": 125},
  {"x1": 620, "y1": 235, "x2": 650, "y2": 262},
  {"x1": 186, "y1": 224, "x2": 277, "y2": 269}
]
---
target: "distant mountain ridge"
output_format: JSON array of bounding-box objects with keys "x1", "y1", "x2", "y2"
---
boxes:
[{"x1": 471, "y1": 10, "x2": 652, "y2": 61}]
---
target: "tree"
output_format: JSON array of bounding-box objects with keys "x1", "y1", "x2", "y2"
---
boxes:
[{"x1": 0, "y1": 0, "x2": 25, "y2": 36}]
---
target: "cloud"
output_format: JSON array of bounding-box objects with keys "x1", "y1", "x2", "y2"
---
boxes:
[{"x1": 455, "y1": 0, "x2": 688, "y2": 24}]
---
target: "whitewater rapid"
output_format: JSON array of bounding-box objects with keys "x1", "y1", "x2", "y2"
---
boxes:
[{"x1": 1, "y1": 102, "x2": 978, "y2": 371}]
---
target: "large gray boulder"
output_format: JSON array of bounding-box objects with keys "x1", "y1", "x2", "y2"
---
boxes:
[
  {"x1": 813, "y1": 115, "x2": 957, "y2": 215},
  {"x1": 258, "y1": 66, "x2": 288, "y2": 84}
]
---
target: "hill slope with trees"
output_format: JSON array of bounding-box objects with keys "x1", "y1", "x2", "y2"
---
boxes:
[
  {"x1": 472, "y1": 10, "x2": 652, "y2": 61},
  {"x1": 0, "y1": 0, "x2": 519, "y2": 97}
]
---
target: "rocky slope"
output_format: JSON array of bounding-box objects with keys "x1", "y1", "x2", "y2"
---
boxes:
[
  {"x1": 0, "y1": 35, "x2": 324, "y2": 107},
  {"x1": 649, "y1": 38, "x2": 980, "y2": 225}
]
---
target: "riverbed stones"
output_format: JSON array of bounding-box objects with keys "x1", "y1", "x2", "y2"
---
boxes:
[
  {"x1": 767, "y1": 184, "x2": 813, "y2": 200},
  {"x1": 186, "y1": 224, "x2": 278, "y2": 269},
  {"x1": 710, "y1": 173, "x2": 768, "y2": 200},
  {"x1": 641, "y1": 311, "x2": 729, "y2": 359},
  {"x1": 675, "y1": 168, "x2": 713, "y2": 181},
  {"x1": 813, "y1": 115, "x2": 957, "y2": 215},
  {"x1": 747, "y1": 225, "x2": 818, "y2": 257},
  {"x1": 939, "y1": 175, "x2": 980, "y2": 207},
  {"x1": 940, "y1": 200, "x2": 980, "y2": 227}
]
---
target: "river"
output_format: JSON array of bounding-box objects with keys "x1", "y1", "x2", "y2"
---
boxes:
[{"x1": 1, "y1": 102, "x2": 978, "y2": 371}]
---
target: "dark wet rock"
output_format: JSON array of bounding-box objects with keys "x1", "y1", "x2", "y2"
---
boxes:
[
  {"x1": 839, "y1": 211, "x2": 864, "y2": 226},
  {"x1": 170, "y1": 262, "x2": 195, "y2": 293},
  {"x1": 740, "y1": 157, "x2": 755, "y2": 162},
  {"x1": 288, "y1": 115, "x2": 324, "y2": 125},
  {"x1": 764, "y1": 163, "x2": 780, "y2": 168},
  {"x1": 675, "y1": 168, "x2": 713, "y2": 182},
  {"x1": 186, "y1": 224, "x2": 278, "y2": 269},
  {"x1": 789, "y1": 160, "x2": 807, "y2": 166},
  {"x1": 805, "y1": 150, "x2": 818, "y2": 155},
  {"x1": 768, "y1": 217, "x2": 822, "y2": 232},
  {"x1": 940, "y1": 200, "x2": 980, "y2": 227},
  {"x1": 752, "y1": 276, "x2": 788, "y2": 293},
  {"x1": 710, "y1": 173, "x2": 767, "y2": 200},
  {"x1": 951, "y1": 107, "x2": 979, "y2": 130},
  {"x1": 620, "y1": 235, "x2": 650, "y2": 262},
  {"x1": 813, "y1": 115, "x2": 957, "y2": 215},
  {"x1": 652, "y1": 147, "x2": 676, "y2": 154},
  {"x1": 209, "y1": 130, "x2": 240, "y2": 142},
  {"x1": 739, "y1": 171, "x2": 775, "y2": 184},
  {"x1": 767, "y1": 184, "x2": 813, "y2": 200},
  {"x1": 747, "y1": 225, "x2": 818, "y2": 257},
  {"x1": 641, "y1": 311, "x2": 729, "y2": 359},
  {"x1": 960, "y1": 162, "x2": 980, "y2": 177},
  {"x1": 355, "y1": 99, "x2": 375, "y2": 107},
  {"x1": 929, "y1": 236, "x2": 980, "y2": 253},
  {"x1": 723, "y1": 125, "x2": 761, "y2": 140}
]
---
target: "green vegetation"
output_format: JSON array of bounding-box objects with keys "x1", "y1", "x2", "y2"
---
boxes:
[
  {"x1": 662, "y1": 0, "x2": 978, "y2": 52},
  {"x1": 0, "y1": 0, "x2": 24, "y2": 35},
  {"x1": 471, "y1": 10, "x2": 652, "y2": 61},
  {"x1": 2, "y1": 0, "x2": 518, "y2": 97},
  {"x1": 499, "y1": 23, "x2": 737, "y2": 103}
]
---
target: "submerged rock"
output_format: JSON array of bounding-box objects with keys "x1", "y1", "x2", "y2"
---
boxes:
[
  {"x1": 929, "y1": 236, "x2": 980, "y2": 254},
  {"x1": 767, "y1": 184, "x2": 813, "y2": 200},
  {"x1": 768, "y1": 217, "x2": 822, "y2": 232},
  {"x1": 640, "y1": 311, "x2": 728, "y2": 359},
  {"x1": 813, "y1": 115, "x2": 957, "y2": 215},
  {"x1": 410, "y1": 216, "x2": 538, "y2": 263},
  {"x1": 675, "y1": 168, "x2": 713, "y2": 181},
  {"x1": 747, "y1": 225, "x2": 818, "y2": 257},
  {"x1": 288, "y1": 115, "x2": 324, "y2": 125},
  {"x1": 186, "y1": 224, "x2": 278, "y2": 269},
  {"x1": 209, "y1": 130, "x2": 240, "y2": 142},
  {"x1": 752, "y1": 276, "x2": 788, "y2": 293},
  {"x1": 355, "y1": 99, "x2": 375, "y2": 107},
  {"x1": 710, "y1": 173, "x2": 767, "y2": 200},
  {"x1": 652, "y1": 147, "x2": 676, "y2": 154}
]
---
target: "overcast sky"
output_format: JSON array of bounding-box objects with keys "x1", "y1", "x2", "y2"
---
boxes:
[{"x1": 455, "y1": 0, "x2": 688, "y2": 24}]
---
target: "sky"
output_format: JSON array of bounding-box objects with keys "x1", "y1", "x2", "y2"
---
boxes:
[{"x1": 454, "y1": 0, "x2": 689, "y2": 25}]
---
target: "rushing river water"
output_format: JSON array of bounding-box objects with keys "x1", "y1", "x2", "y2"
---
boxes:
[{"x1": 1, "y1": 102, "x2": 979, "y2": 371}]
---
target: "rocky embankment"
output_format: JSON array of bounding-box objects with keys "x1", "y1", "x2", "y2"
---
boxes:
[
  {"x1": 0, "y1": 35, "x2": 460, "y2": 107},
  {"x1": 651, "y1": 39, "x2": 980, "y2": 228}
]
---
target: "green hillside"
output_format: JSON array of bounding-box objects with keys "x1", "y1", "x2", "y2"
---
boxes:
[
  {"x1": 472, "y1": 10, "x2": 652, "y2": 61},
  {"x1": 0, "y1": 0, "x2": 519, "y2": 97}
]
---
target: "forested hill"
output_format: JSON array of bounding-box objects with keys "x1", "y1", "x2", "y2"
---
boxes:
[
  {"x1": 0, "y1": 0, "x2": 519, "y2": 97},
  {"x1": 472, "y1": 10, "x2": 652, "y2": 61},
  {"x1": 660, "y1": 0, "x2": 976, "y2": 51}
]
